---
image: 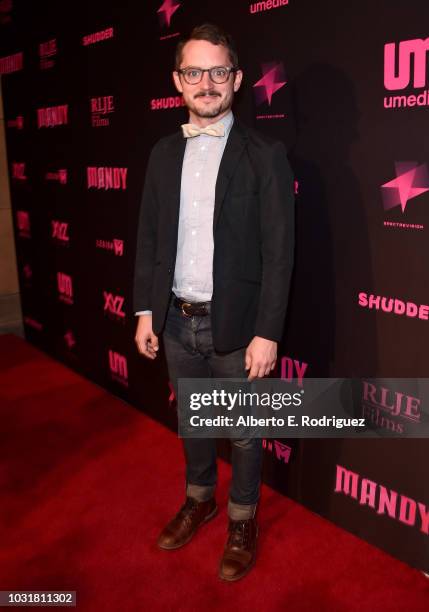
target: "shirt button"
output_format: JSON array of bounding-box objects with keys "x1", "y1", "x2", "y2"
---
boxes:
[
  {"x1": 195, "y1": 172, "x2": 200, "y2": 177},
  {"x1": 190, "y1": 259, "x2": 194, "y2": 264},
  {"x1": 191, "y1": 230, "x2": 196, "y2": 235},
  {"x1": 193, "y1": 201, "x2": 198, "y2": 207},
  {"x1": 189, "y1": 286, "x2": 192, "y2": 291},
  {"x1": 200, "y1": 146, "x2": 206, "y2": 151}
]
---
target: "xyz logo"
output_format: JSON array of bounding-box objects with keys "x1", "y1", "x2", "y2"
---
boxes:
[
  {"x1": 52, "y1": 221, "x2": 69, "y2": 242},
  {"x1": 103, "y1": 292, "x2": 125, "y2": 318},
  {"x1": 384, "y1": 37, "x2": 429, "y2": 90}
]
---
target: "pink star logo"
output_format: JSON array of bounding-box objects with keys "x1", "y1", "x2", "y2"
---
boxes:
[
  {"x1": 157, "y1": 0, "x2": 181, "y2": 28},
  {"x1": 381, "y1": 162, "x2": 429, "y2": 213},
  {"x1": 253, "y1": 62, "x2": 287, "y2": 106}
]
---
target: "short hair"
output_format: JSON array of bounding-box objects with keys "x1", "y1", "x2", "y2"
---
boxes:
[{"x1": 175, "y1": 23, "x2": 239, "y2": 70}]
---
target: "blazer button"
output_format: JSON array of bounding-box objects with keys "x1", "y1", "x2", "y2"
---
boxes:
[{"x1": 168, "y1": 267, "x2": 172, "y2": 273}]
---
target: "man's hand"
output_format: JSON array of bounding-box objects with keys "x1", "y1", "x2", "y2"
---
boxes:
[
  {"x1": 245, "y1": 336, "x2": 277, "y2": 381},
  {"x1": 135, "y1": 315, "x2": 159, "y2": 359}
]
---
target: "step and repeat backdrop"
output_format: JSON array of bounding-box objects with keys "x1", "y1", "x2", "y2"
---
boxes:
[{"x1": 1, "y1": 0, "x2": 428, "y2": 572}]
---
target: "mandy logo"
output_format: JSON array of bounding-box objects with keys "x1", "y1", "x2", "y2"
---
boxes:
[
  {"x1": 37, "y1": 104, "x2": 68, "y2": 128},
  {"x1": 384, "y1": 38, "x2": 429, "y2": 91},
  {"x1": 262, "y1": 439, "x2": 292, "y2": 464},
  {"x1": 381, "y1": 162, "x2": 429, "y2": 213},
  {"x1": 108, "y1": 349, "x2": 128, "y2": 385},
  {"x1": 280, "y1": 356, "x2": 308, "y2": 388},
  {"x1": 334, "y1": 464, "x2": 429, "y2": 535},
  {"x1": 57, "y1": 272, "x2": 73, "y2": 304},
  {"x1": 52, "y1": 221, "x2": 70, "y2": 242},
  {"x1": 103, "y1": 292, "x2": 125, "y2": 318},
  {"x1": 157, "y1": 0, "x2": 181, "y2": 28},
  {"x1": 253, "y1": 62, "x2": 286, "y2": 106},
  {"x1": 87, "y1": 167, "x2": 127, "y2": 190}
]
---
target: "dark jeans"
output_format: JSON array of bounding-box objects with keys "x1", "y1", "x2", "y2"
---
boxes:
[{"x1": 162, "y1": 292, "x2": 263, "y2": 520}]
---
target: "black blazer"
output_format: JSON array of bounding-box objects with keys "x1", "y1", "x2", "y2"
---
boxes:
[{"x1": 133, "y1": 117, "x2": 295, "y2": 352}]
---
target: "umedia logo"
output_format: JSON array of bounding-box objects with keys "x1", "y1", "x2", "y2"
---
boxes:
[
  {"x1": 253, "y1": 62, "x2": 286, "y2": 120},
  {"x1": 250, "y1": 0, "x2": 289, "y2": 15},
  {"x1": 57, "y1": 272, "x2": 73, "y2": 305},
  {"x1": 384, "y1": 37, "x2": 429, "y2": 109},
  {"x1": 108, "y1": 349, "x2": 128, "y2": 387},
  {"x1": 381, "y1": 162, "x2": 429, "y2": 216}
]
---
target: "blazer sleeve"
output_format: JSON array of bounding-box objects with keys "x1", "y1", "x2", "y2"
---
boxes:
[
  {"x1": 254, "y1": 140, "x2": 295, "y2": 342},
  {"x1": 132, "y1": 146, "x2": 159, "y2": 312}
]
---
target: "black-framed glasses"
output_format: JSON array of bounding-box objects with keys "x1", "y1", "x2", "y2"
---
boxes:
[{"x1": 177, "y1": 65, "x2": 238, "y2": 85}]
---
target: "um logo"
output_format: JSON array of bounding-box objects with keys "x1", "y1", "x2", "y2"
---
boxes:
[
  {"x1": 57, "y1": 272, "x2": 73, "y2": 304},
  {"x1": 384, "y1": 37, "x2": 429, "y2": 91},
  {"x1": 108, "y1": 349, "x2": 128, "y2": 385}
]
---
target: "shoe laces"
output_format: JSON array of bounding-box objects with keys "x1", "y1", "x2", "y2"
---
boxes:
[
  {"x1": 176, "y1": 497, "x2": 200, "y2": 524},
  {"x1": 228, "y1": 519, "x2": 251, "y2": 548}
]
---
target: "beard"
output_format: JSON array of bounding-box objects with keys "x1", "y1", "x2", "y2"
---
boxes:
[{"x1": 186, "y1": 89, "x2": 233, "y2": 119}]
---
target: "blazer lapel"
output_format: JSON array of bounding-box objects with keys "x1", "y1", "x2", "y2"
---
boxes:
[
  {"x1": 213, "y1": 119, "x2": 248, "y2": 233},
  {"x1": 165, "y1": 130, "x2": 186, "y2": 237}
]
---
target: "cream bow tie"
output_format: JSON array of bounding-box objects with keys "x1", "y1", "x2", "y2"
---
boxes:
[{"x1": 181, "y1": 122, "x2": 225, "y2": 138}]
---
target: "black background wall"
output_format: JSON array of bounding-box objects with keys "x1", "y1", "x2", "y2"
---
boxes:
[{"x1": 1, "y1": 0, "x2": 428, "y2": 572}]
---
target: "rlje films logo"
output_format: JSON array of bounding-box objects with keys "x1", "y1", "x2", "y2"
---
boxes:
[
  {"x1": 253, "y1": 62, "x2": 287, "y2": 120},
  {"x1": 90, "y1": 95, "x2": 115, "y2": 127},
  {"x1": 384, "y1": 37, "x2": 429, "y2": 109},
  {"x1": 157, "y1": 0, "x2": 181, "y2": 40},
  {"x1": 381, "y1": 162, "x2": 429, "y2": 230},
  {"x1": 39, "y1": 38, "x2": 57, "y2": 70},
  {"x1": 335, "y1": 465, "x2": 429, "y2": 536},
  {"x1": 361, "y1": 380, "x2": 421, "y2": 436}
]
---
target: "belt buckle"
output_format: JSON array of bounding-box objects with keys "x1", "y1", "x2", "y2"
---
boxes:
[{"x1": 181, "y1": 302, "x2": 193, "y2": 317}]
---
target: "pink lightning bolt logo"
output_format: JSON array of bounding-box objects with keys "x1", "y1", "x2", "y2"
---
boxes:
[
  {"x1": 381, "y1": 162, "x2": 429, "y2": 213},
  {"x1": 253, "y1": 62, "x2": 287, "y2": 106},
  {"x1": 157, "y1": 0, "x2": 181, "y2": 28}
]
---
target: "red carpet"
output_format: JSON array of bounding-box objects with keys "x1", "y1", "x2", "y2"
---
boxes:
[{"x1": 1, "y1": 334, "x2": 428, "y2": 611}]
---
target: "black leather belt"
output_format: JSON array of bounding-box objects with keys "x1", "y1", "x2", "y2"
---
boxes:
[{"x1": 173, "y1": 294, "x2": 211, "y2": 317}]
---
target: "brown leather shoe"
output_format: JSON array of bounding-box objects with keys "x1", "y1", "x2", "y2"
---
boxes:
[
  {"x1": 218, "y1": 517, "x2": 258, "y2": 581},
  {"x1": 157, "y1": 496, "x2": 218, "y2": 550}
]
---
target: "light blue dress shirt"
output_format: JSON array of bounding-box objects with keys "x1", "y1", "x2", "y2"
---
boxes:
[{"x1": 136, "y1": 110, "x2": 234, "y2": 315}]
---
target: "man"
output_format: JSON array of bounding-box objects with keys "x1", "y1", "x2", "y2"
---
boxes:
[{"x1": 133, "y1": 23, "x2": 294, "y2": 581}]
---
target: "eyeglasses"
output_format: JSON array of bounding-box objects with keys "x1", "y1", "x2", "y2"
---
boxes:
[{"x1": 177, "y1": 65, "x2": 238, "y2": 85}]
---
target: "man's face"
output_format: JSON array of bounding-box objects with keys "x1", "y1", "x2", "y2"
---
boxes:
[{"x1": 173, "y1": 39, "x2": 243, "y2": 121}]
